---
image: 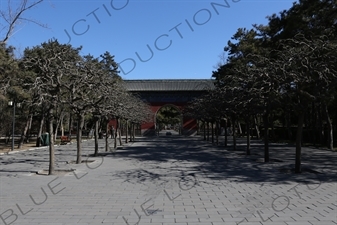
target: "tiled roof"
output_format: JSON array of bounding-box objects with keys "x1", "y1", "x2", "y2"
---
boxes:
[{"x1": 123, "y1": 79, "x2": 215, "y2": 91}]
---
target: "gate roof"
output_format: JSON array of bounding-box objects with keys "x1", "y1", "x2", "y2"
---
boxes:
[{"x1": 124, "y1": 79, "x2": 215, "y2": 91}]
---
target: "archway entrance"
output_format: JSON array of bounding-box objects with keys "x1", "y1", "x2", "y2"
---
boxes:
[
  {"x1": 123, "y1": 79, "x2": 215, "y2": 136},
  {"x1": 155, "y1": 104, "x2": 182, "y2": 136}
]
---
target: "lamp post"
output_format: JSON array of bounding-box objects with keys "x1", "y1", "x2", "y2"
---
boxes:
[{"x1": 8, "y1": 101, "x2": 21, "y2": 151}]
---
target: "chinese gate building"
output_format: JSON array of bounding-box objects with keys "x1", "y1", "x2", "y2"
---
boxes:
[{"x1": 124, "y1": 79, "x2": 215, "y2": 135}]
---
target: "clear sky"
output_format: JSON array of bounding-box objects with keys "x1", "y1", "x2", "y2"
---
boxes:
[{"x1": 2, "y1": 0, "x2": 296, "y2": 80}]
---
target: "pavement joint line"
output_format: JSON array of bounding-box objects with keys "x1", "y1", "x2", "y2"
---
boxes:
[{"x1": 0, "y1": 134, "x2": 335, "y2": 225}]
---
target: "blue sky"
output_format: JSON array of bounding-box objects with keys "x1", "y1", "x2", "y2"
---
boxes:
[{"x1": 2, "y1": 0, "x2": 296, "y2": 80}]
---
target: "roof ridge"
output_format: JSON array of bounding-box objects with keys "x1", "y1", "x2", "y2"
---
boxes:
[
  {"x1": 124, "y1": 79, "x2": 214, "y2": 81},
  {"x1": 123, "y1": 79, "x2": 215, "y2": 91}
]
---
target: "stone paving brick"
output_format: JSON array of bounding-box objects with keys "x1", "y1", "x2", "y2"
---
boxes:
[
  {"x1": 162, "y1": 223, "x2": 187, "y2": 225},
  {"x1": 186, "y1": 223, "x2": 213, "y2": 225},
  {"x1": 310, "y1": 221, "x2": 337, "y2": 225},
  {"x1": 0, "y1": 137, "x2": 336, "y2": 225}
]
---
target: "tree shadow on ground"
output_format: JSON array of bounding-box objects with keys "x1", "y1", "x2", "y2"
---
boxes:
[{"x1": 108, "y1": 136, "x2": 336, "y2": 186}]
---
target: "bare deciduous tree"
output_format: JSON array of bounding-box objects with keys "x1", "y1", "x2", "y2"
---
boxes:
[{"x1": 0, "y1": 0, "x2": 45, "y2": 44}]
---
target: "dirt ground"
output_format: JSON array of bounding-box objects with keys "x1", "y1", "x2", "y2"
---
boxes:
[
  {"x1": 0, "y1": 137, "x2": 88, "y2": 154},
  {"x1": 0, "y1": 142, "x2": 39, "y2": 154}
]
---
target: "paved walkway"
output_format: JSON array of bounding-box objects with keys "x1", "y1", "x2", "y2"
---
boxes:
[{"x1": 0, "y1": 133, "x2": 336, "y2": 225}]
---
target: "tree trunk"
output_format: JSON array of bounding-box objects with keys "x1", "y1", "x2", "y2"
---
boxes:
[
  {"x1": 131, "y1": 123, "x2": 134, "y2": 142},
  {"x1": 60, "y1": 115, "x2": 64, "y2": 136},
  {"x1": 36, "y1": 115, "x2": 44, "y2": 147},
  {"x1": 54, "y1": 112, "x2": 65, "y2": 142},
  {"x1": 224, "y1": 119, "x2": 228, "y2": 147},
  {"x1": 5, "y1": 132, "x2": 10, "y2": 144},
  {"x1": 125, "y1": 120, "x2": 128, "y2": 144},
  {"x1": 312, "y1": 102, "x2": 316, "y2": 147},
  {"x1": 295, "y1": 112, "x2": 305, "y2": 173},
  {"x1": 68, "y1": 112, "x2": 73, "y2": 141},
  {"x1": 132, "y1": 123, "x2": 136, "y2": 141},
  {"x1": 232, "y1": 115, "x2": 236, "y2": 151},
  {"x1": 61, "y1": 119, "x2": 64, "y2": 137},
  {"x1": 203, "y1": 120, "x2": 206, "y2": 141},
  {"x1": 26, "y1": 114, "x2": 33, "y2": 143},
  {"x1": 254, "y1": 115, "x2": 260, "y2": 139},
  {"x1": 207, "y1": 121, "x2": 210, "y2": 141},
  {"x1": 286, "y1": 111, "x2": 292, "y2": 141},
  {"x1": 211, "y1": 121, "x2": 214, "y2": 144},
  {"x1": 48, "y1": 108, "x2": 55, "y2": 175},
  {"x1": 129, "y1": 122, "x2": 132, "y2": 142},
  {"x1": 237, "y1": 121, "x2": 242, "y2": 136},
  {"x1": 118, "y1": 121, "x2": 122, "y2": 146},
  {"x1": 270, "y1": 114, "x2": 275, "y2": 141},
  {"x1": 263, "y1": 112, "x2": 269, "y2": 162},
  {"x1": 54, "y1": 114, "x2": 60, "y2": 142},
  {"x1": 216, "y1": 120, "x2": 219, "y2": 146},
  {"x1": 282, "y1": 110, "x2": 286, "y2": 140},
  {"x1": 94, "y1": 118, "x2": 99, "y2": 156},
  {"x1": 76, "y1": 113, "x2": 85, "y2": 164},
  {"x1": 114, "y1": 118, "x2": 118, "y2": 149},
  {"x1": 334, "y1": 115, "x2": 337, "y2": 148},
  {"x1": 18, "y1": 114, "x2": 32, "y2": 149},
  {"x1": 105, "y1": 119, "x2": 109, "y2": 152},
  {"x1": 318, "y1": 107, "x2": 324, "y2": 145},
  {"x1": 246, "y1": 117, "x2": 251, "y2": 155},
  {"x1": 324, "y1": 104, "x2": 333, "y2": 150}
]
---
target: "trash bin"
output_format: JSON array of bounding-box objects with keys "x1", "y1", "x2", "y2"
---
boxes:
[{"x1": 41, "y1": 132, "x2": 50, "y2": 146}]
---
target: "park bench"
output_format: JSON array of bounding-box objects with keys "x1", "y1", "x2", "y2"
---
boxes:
[{"x1": 60, "y1": 136, "x2": 70, "y2": 145}]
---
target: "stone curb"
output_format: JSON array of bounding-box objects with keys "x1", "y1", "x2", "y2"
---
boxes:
[
  {"x1": 0, "y1": 145, "x2": 49, "y2": 155},
  {"x1": 0, "y1": 139, "x2": 94, "y2": 156}
]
